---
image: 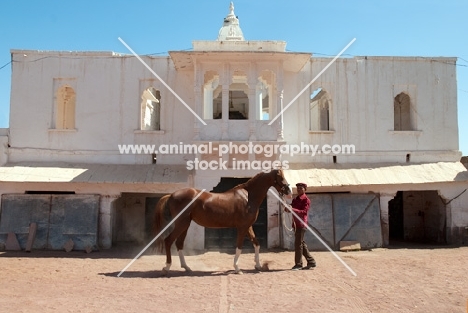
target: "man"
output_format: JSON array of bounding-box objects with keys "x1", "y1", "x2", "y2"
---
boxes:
[{"x1": 286, "y1": 182, "x2": 316, "y2": 270}]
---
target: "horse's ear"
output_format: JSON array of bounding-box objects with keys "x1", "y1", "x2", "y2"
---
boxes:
[{"x1": 271, "y1": 165, "x2": 281, "y2": 171}]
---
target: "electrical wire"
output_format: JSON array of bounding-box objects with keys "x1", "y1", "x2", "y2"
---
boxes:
[{"x1": 0, "y1": 61, "x2": 11, "y2": 70}]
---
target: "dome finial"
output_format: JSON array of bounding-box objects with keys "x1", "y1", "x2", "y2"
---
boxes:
[{"x1": 217, "y1": 2, "x2": 244, "y2": 41}]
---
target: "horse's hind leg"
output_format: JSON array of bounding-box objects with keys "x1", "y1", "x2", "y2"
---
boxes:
[
  {"x1": 175, "y1": 228, "x2": 192, "y2": 272},
  {"x1": 247, "y1": 226, "x2": 262, "y2": 270},
  {"x1": 162, "y1": 233, "x2": 176, "y2": 274},
  {"x1": 162, "y1": 217, "x2": 192, "y2": 274}
]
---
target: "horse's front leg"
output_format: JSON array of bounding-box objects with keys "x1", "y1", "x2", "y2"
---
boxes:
[
  {"x1": 247, "y1": 226, "x2": 262, "y2": 271},
  {"x1": 234, "y1": 228, "x2": 248, "y2": 274}
]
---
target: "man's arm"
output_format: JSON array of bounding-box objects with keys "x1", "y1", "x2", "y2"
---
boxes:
[{"x1": 292, "y1": 198, "x2": 310, "y2": 215}]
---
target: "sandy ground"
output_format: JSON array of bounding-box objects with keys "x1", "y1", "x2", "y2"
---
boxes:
[{"x1": 0, "y1": 243, "x2": 467, "y2": 313}]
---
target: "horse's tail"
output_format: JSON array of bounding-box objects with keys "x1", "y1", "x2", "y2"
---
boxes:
[{"x1": 153, "y1": 194, "x2": 171, "y2": 253}]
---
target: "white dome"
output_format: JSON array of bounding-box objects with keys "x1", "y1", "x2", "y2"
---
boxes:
[{"x1": 217, "y1": 2, "x2": 244, "y2": 41}]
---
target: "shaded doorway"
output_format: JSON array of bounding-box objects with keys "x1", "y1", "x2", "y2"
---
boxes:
[
  {"x1": 204, "y1": 177, "x2": 268, "y2": 252},
  {"x1": 145, "y1": 196, "x2": 162, "y2": 243},
  {"x1": 389, "y1": 190, "x2": 446, "y2": 244},
  {"x1": 112, "y1": 193, "x2": 163, "y2": 246},
  {"x1": 389, "y1": 191, "x2": 404, "y2": 241}
]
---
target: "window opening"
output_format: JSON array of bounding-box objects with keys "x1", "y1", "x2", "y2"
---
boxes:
[
  {"x1": 56, "y1": 85, "x2": 76, "y2": 129},
  {"x1": 309, "y1": 88, "x2": 330, "y2": 131},
  {"x1": 394, "y1": 92, "x2": 412, "y2": 131},
  {"x1": 141, "y1": 87, "x2": 160, "y2": 130}
]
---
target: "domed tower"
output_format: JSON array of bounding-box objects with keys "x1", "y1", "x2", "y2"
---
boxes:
[{"x1": 169, "y1": 2, "x2": 310, "y2": 141}]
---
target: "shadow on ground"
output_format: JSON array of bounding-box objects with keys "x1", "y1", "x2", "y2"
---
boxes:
[{"x1": 100, "y1": 267, "x2": 289, "y2": 279}]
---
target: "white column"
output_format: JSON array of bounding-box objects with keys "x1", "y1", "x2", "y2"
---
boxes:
[
  {"x1": 193, "y1": 64, "x2": 202, "y2": 140},
  {"x1": 221, "y1": 85, "x2": 229, "y2": 140},
  {"x1": 277, "y1": 90, "x2": 284, "y2": 141},
  {"x1": 248, "y1": 86, "x2": 257, "y2": 141},
  {"x1": 203, "y1": 84, "x2": 213, "y2": 120},
  {"x1": 99, "y1": 194, "x2": 120, "y2": 249},
  {"x1": 256, "y1": 82, "x2": 264, "y2": 120},
  {"x1": 276, "y1": 66, "x2": 284, "y2": 141},
  {"x1": 380, "y1": 193, "x2": 396, "y2": 247},
  {"x1": 193, "y1": 85, "x2": 202, "y2": 140}
]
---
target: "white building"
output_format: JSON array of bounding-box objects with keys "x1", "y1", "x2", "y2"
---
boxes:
[{"x1": 1, "y1": 3, "x2": 467, "y2": 251}]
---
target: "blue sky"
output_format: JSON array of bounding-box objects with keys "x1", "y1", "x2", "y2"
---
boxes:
[{"x1": 1, "y1": 0, "x2": 467, "y2": 155}]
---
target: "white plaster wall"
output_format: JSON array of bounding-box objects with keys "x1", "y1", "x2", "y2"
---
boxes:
[
  {"x1": 0, "y1": 128, "x2": 8, "y2": 166},
  {"x1": 193, "y1": 41, "x2": 287, "y2": 52},
  {"x1": 9, "y1": 51, "x2": 460, "y2": 167},
  {"x1": 9, "y1": 51, "x2": 196, "y2": 165},
  {"x1": 282, "y1": 57, "x2": 460, "y2": 164},
  {"x1": 266, "y1": 193, "x2": 282, "y2": 248},
  {"x1": 439, "y1": 184, "x2": 468, "y2": 228}
]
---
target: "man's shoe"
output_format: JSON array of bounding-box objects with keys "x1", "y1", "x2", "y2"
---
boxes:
[
  {"x1": 303, "y1": 262, "x2": 316, "y2": 270},
  {"x1": 291, "y1": 264, "x2": 303, "y2": 270}
]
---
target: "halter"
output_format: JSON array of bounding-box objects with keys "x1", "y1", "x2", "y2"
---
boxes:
[
  {"x1": 274, "y1": 175, "x2": 290, "y2": 196},
  {"x1": 280, "y1": 184, "x2": 290, "y2": 196}
]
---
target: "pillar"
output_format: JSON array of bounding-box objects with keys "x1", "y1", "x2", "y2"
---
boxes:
[
  {"x1": 277, "y1": 90, "x2": 284, "y2": 141},
  {"x1": 99, "y1": 194, "x2": 120, "y2": 249},
  {"x1": 276, "y1": 65, "x2": 284, "y2": 141},
  {"x1": 380, "y1": 193, "x2": 396, "y2": 247},
  {"x1": 248, "y1": 86, "x2": 257, "y2": 140},
  {"x1": 221, "y1": 85, "x2": 229, "y2": 140}
]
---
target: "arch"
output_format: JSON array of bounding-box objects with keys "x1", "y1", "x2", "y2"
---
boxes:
[
  {"x1": 206, "y1": 70, "x2": 249, "y2": 120},
  {"x1": 258, "y1": 70, "x2": 275, "y2": 121},
  {"x1": 203, "y1": 71, "x2": 220, "y2": 119},
  {"x1": 228, "y1": 84, "x2": 248, "y2": 120},
  {"x1": 309, "y1": 87, "x2": 331, "y2": 131},
  {"x1": 56, "y1": 85, "x2": 76, "y2": 129},
  {"x1": 394, "y1": 92, "x2": 412, "y2": 131},
  {"x1": 228, "y1": 70, "x2": 249, "y2": 120},
  {"x1": 141, "y1": 87, "x2": 161, "y2": 130}
]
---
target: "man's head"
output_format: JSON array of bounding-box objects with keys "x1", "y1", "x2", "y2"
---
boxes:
[{"x1": 296, "y1": 183, "x2": 307, "y2": 194}]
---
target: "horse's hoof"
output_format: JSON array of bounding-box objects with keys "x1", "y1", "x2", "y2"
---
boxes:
[
  {"x1": 162, "y1": 268, "x2": 169, "y2": 276},
  {"x1": 255, "y1": 265, "x2": 262, "y2": 271},
  {"x1": 234, "y1": 269, "x2": 244, "y2": 275},
  {"x1": 182, "y1": 266, "x2": 192, "y2": 272},
  {"x1": 259, "y1": 261, "x2": 270, "y2": 271}
]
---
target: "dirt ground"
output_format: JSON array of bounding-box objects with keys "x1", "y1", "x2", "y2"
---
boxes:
[{"x1": 0, "y1": 243, "x2": 467, "y2": 313}]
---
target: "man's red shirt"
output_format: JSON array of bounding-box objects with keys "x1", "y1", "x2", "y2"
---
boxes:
[{"x1": 291, "y1": 193, "x2": 310, "y2": 229}]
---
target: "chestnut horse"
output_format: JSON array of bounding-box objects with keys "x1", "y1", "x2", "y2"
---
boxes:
[{"x1": 153, "y1": 169, "x2": 291, "y2": 274}]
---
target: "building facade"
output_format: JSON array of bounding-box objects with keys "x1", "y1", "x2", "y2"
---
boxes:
[{"x1": 1, "y1": 3, "x2": 467, "y2": 251}]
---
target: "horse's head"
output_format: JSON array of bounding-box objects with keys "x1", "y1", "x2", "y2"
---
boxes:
[{"x1": 272, "y1": 169, "x2": 291, "y2": 196}]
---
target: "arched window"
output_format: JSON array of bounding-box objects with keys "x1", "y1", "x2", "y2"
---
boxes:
[
  {"x1": 309, "y1": 88, "x2": 331, "y2": 131},
  {"x1": 56, "y1": 85, "x2": 76, "y2": 129},
  {"x1": 394, "y1": 92, "x2": 411, "y2": 131},
  {"x1": 141, "y1": 87, "x2": 160, "y2": 130}
]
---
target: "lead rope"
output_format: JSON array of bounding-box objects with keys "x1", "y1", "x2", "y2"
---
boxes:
[{"x1": 281, "y1": 196, "x2": 295, "y2": 233}]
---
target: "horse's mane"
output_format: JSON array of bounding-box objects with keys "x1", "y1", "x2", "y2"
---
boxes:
[{"x1": 232, "y1": 170, "x2": 277, "y2": 191}]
